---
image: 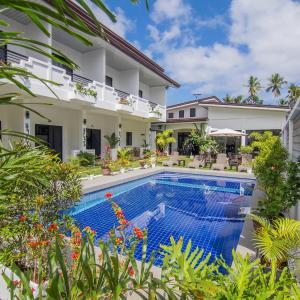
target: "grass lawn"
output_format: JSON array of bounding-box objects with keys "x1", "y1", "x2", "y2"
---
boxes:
[{"x1": 78, "y1": 156, "x2": 241, "y2": 178}]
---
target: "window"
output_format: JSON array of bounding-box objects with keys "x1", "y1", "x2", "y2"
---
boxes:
[
  {"x1": 179, "y1": 110, "x2": 184, "y2": 118},
  {"x1": 139, "y1": 90, "x2": 143, "y2": 98},
  {"x1": 126, "y1": 132, "x2": 132, "y2": 146},
  {"x1": 168, "y1": 112, "x2": 174, "y2": 119},
  {"x1": 190, "y1": 108, "x2": 196, "y2": 117},
  {"x1": 52, "y1": 53, "x2": 73, "y2": 77},
  {"x1": 105, "y1": 75, "x2": 113, "y2": 87}
]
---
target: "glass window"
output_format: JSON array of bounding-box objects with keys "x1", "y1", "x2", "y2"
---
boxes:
[
  {"x1": 168, "y1": 112, "x2": 174, "y2": 119},
  {"x1": 105, "y1": 75, "x2": 113, "y2": 87},
  {"x1": 190, "y1": 108, "x2": 196, "y2": 117},
  {"x1": 179, "y1": 110, "x2": 184, "y2": 118},
  {"x1": 126, "y1": 132, "x2": 132, "y2": 146}
]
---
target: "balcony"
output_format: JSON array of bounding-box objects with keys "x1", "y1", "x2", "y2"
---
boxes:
[{"x1": 1, "y1": 49, "x2": 165, "y2": 121}]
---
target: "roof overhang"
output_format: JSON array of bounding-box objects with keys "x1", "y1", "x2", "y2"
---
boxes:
[{"x1": 200, "y1": 103, "x2": 290, "y2": 112}]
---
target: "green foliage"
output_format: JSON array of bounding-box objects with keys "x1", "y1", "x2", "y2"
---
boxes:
[
  {"x1": 156, "y1": 129, "x2": 176, "y2": 152},
  {"x1": 104, "y1": 133, "x2": 120, "y2": 149},
  {"x1": 75, "y1": 83, "x2": 97, "y2": 97},
  {"x1": 266, "y1": 73, "x2": 287, "y2": 98},
  {"x1": 0, "y1": 143, "x2": 81, "y2": 267},
  {"x1": 117, "y1": 147, "x2": 132, "y2": 168},
  {"x1": 77, "y1": 151, "x2": 96, "y2": 166},
  {"x1": 247, "y1": 131, "x2": 300, "y2": 217},
  {"x1": 246, "y1": 76, "x2": 263, "y2": 104},
  {"x1": 240, "y1": 145, "x2": 253, "y2": 154},
  {"x1": 251, "y1": 214, "x2": 300, "y2": 267}
]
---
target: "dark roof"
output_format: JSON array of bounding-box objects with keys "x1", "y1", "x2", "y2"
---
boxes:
[
  {"x1": 200, "y1": 101, "x2": 289, "y2": 110},
  {"x1": 45, "y1": 0, "x2": 180, "y2": 88},
  {"x1": 153, "y1": 117, "x2": 208, "y2": 124},
  {"x1": 167, "y1": 96, "x2": 221, "y2": 109}
]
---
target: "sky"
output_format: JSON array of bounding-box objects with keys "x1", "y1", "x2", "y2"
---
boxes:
[{"x1": 92, "y1": 0, "x2": 300, "y2": 106}]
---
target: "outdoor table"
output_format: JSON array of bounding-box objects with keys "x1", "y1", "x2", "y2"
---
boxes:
[{"x1": 178, "y1": 159, "x2": 186, "y2": 167}]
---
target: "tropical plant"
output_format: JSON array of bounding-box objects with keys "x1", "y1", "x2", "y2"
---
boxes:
[
  {"x1": 117, "y1": 147, "x2": 132, "y2": 168},
  {"x1": 250, "y1": 214, "x2": 300, "y2": 269},
  {"x1": 245, "y1": 76, "x2": 262, "y2": 104},
  {"x1": 239, "y1": 145, "x2": 253, "y2": 154},
  {"x1": 223, "y1": 94, "x2": 244, "y2": 104},
  {"x1": 77, "y1": 151, "x2": 96, "y2": 166},
  {"x1": 156, "y1": 129, "x2": 176, "y2": 152},
  {"x1": 0, "y1": 143, "x2": 81, "y2": 267},
  {"x1": 104, "y1": 132, "x2": 120, "y2": 149},
  {"x1": 287, "y1": 83, "x2": 300, "y2": 108},
  {"x1": 266, "y1": 73, "x2": 287, "y2": 99},
  {"x1": 223, "y1": 94, "x2": 234, "y2": 103},
  {"x1": 199, "y1": 138, "x2": 219, "y2": 154}
]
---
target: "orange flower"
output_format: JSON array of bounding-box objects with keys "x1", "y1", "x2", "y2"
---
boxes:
[
  {"x1": 115, "y1": 237, "x2": 123, "y2": 245},
  {"x1": 28, "y1": 240, "x2": 40, "y2": 248},
  {"x1": 133, "y1": 227, "x2": 143, "y2": 239},
  {"x1": 105, "y1": 192, "x2": 113, "y2": 198},
  {"x1": 71, "y1": 251, "x2": 80, "y2": 260},
  {"x1": 119, "y1": 219, "x2": 129, "y2": 226},
  {"x1": 34, "y1": 224, "x2": 44, "y2": 230},
  {"x1": 48, "y1": 223, "x2": 59, "y2": 232},
  {"x1": 74, "y1": 231, "x2": 81, "y2": 238},
  {"x1": 19, "y1": 215, "x2": 27, "y2": 222},
  {"x1": 40, "y1": 240, "x2": 50, "y2": 246},
  {"x1": 12, "y1": 280, "x2": 20, "y2": 286},
  {"x1": 116, "y1": 210, "x2": 125, "y2": 219},
  {"x1": 128, "y1": 266, "x2": 135, "y2": 277}
]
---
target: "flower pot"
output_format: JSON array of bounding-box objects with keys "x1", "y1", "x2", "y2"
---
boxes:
[
  {"x1": 102, "y1": 168, "x2": 111, "y2": 176},
  {"x1": 110, "y1": 148, "x2": 118, "y2": 161},
  {"x1": 151, "y1": 163, "x2": 156, "y2": 168},
  {"x1": 120, "y1": 167, "x2": 125, "y2": 174},
  {"x1": 89, "y1": 174, "x2": 94, "y2": 180}
]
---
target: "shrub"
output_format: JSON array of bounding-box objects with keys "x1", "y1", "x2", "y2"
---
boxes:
[{"x1": 77, "y1": 151, "x2": 96, "y2": 166}]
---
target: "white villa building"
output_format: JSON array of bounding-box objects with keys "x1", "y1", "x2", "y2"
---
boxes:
[
  {"x1": 0, "y1": 1, "x2": 179, "y2": 160},
  {"x1": 152, "y1": 96, "x2": 289, "y2": 154}
]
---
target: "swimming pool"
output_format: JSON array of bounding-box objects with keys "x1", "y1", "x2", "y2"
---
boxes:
[{"x1": 70, "y1": 172, "x2": 255, "y2": 266}]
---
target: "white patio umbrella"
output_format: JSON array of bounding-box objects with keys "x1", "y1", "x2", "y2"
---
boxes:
[{"x1": 209, "y1": 128, "x2": 247, "y2": 153}]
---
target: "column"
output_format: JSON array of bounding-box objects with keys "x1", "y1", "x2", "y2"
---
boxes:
[
  {"x1": 79, "y1": 111, "x2": 87, "y2": 152},
  {"x1": 241, "y1": 130, "x2": 246, "y2": 146},
  {"x1": 117, "y1": 116, "x2": 122, "y2": 147},
  {"x1": 288, "y1": 120, "x2": 293, "y2": 160},
  {"x1": 24, "y1": 110, "x2": 31, "y2": 136}
]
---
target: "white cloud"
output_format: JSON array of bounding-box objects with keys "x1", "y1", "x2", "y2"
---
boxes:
[
  {"x1": 150, "y1": 0, "x2": 191, "y2": 23},
  {"x1": 89, "y1": 3, "x2": 134, "y2": 38},
  {"x1": 149, "y1": 0, "x2": 300, "y2": 101}
]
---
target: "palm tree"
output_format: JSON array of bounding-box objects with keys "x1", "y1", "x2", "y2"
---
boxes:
[
  {"x1": 246, "y1": 76, "x2": 262, "y2": 103},
  {"x1": 287, "y1": 84, "x2": 300, "y2": 108},
  {"x1": 104, "y1": 133, "x2": 120, "y2": 149},
  {"x1": 266, "y1": 73, "x2": 287, "y2": 99},
  {"x1": 250, "y1": 214, "x2": 300, "y2": 269},
  {"x1": 233, "y1": 95, "x2": 243, "y2": 103},
  {"x1": 156, "y1": 129, "x2": 176, "y2": 153},
  {"x1": 223, "y1": 94, "x2": 234, "y2": 103}
]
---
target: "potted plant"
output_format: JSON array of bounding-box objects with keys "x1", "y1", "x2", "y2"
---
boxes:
[
  {"x1": 150, "y1": 155, "x2": 156, "y2": 168},
  {"x1": 104, "y1": 133, "x2": 120, "y2": 161},
  {"x1": 139, "y1": 160, "x2": 146, "y2": 168},
  {"x1": 101, "y1": 159, "x2": 112, "y2": 175},
  {"x1": 117, "y1": 148, "x2": 131, "y2": 173}
]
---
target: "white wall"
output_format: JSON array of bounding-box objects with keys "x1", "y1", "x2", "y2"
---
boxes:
[
  {"x1": 106, "y1": 65, "x2": 121, "y2": 88},
  {"x1": 119, "y1": 69, "x2": 139, "y2": 95},
  {"x1": 121, "y1": 119, "x2": 148, "y2": 148},
  {"x1": 139, "y1": 81, "x2": 150, "y2": 99},
  {"x1": 149, "y1": 87, "x2": 166, "y2": 106},
  {"x1": 167, "y1": 105, "x2": 208, "y2": 119},
  {"x1": 208, "y1": 107, "x2": 287, "y2": 130},
  {"x1": 81, "y1": 48, "x2": 106, "y2": 82}
]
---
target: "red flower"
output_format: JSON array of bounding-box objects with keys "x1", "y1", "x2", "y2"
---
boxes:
[
  {"x1": 19, "y1": 215, "x2": 27, "y2": 222},
  {"x1": 71, "y1": 251, "x2": 80, "y2": 260},
  {"x1": 48, "y1": 223, "x2": 59, "y2": 232},
  {"x1": 12, "y1": 280, "x2": 20, "y2": 286},
  {"x1": 74, "y1": 231, "x2": 81, "y2": 238},
  {"x1": 119, "y1": 219, "x2": 129, "y2": 226},
  {"x1": 133, "y1": 227, "x2": 143, "y2": 239},
  {"x1": 40, "y1": 240, "x2": 50, "y2": 246},
  {"x1": 105, "y1": 192, "x2": 113, "y2": 199},
  {"x1": 116, "y1": 210, "x2": 125, "y2": 219},
  {"x1": 115, "y1": 237, "x2": 123, "y2": 245},
  {"x1": 128, "y1": 266, "x2": 135, "y2": 277},
  {"x1": 57, "y1": 233, "x2": 65, "y2": 239},
  {"x1": 28, "y1": 240, "x2": 40, "y2": 248}
]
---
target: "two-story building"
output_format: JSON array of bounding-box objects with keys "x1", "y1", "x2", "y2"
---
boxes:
[
  {"x1": 152, "y1": 96, "x2": 289, "y2": 154},
  {"x1": 0, "y1": 1, "x2": 179, "y2": 160}
]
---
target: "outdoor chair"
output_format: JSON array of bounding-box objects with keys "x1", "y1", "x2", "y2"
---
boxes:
[
  {"x1": 211, "y1": 153, "x2": 229, "y2": 171},
  {"x1": 238, "y1": 154, "x2": 253, "y2": 172},
  {"x1": 162, "y1": 152, "x2": 179, "y2": 167},
  {"x1": 188, "y1": 155, "x2": 205, "y2": 168}
]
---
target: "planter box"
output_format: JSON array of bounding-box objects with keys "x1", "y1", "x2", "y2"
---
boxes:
[{"x1": 110, "y1": 148, "x2": 118, "y2": 161}]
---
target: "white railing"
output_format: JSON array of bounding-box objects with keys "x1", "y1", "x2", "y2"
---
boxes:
[{"x1": 7, "y1": 52, "x2": 166, "y2": 120}]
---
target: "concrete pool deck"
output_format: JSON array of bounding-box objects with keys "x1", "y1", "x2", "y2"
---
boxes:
[{"x1": 82, "y1": 166, "x2": 258, "y2": 261}]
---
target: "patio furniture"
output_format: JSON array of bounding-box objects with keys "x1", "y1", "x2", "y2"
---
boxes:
[
  {"x1": 229, "y1": 154, "x2": 241, "y2": 171},
  {"x1": 162, "y1": 152, "x2": 179, "y2": 167},
  {"x1": 188, "y1": 155, "x2": 205, "y2": 168},
  {"x1": 238, "y1": 154, "x2": 253, "y2": 172},
  {"x1": 204, "y1": 152, "x2": 215, "y2": 168},
  {"x1": 211, "y1": 153, "x2": 229, "y2": 171}
]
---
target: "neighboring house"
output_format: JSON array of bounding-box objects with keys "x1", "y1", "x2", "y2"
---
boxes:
[
  {"x1": 152, "y1": 96, "x2": 289, "y2": 154},
  {"x1": 282, "y1": 100, "x2": 300, "y2": 220},
  {"x1": 0, "y1": 1, "x2": 179, "y2": 160}
]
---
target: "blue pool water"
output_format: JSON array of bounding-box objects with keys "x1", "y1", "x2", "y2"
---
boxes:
[{"x1": 70, "y1": 172, "x2": 254, "y2": 266}]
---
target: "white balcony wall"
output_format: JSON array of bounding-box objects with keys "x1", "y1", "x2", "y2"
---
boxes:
[
  {"x1": 149, "y1": 86, "x2": 166, "y2": 106},
  {"x1": 106, "y1": 65, "x2": 121, "y2": 89},
  {"x1": 139, "y1": 82, "x2": 150, "y2": 99},
  {"x1": 81, "y1": 48, "x2": 105, "y2": 82},
  {"x1": 119, "y1": 69, "x2": 139, "y2": 95}
]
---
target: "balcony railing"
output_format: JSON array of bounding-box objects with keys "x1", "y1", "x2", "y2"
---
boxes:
[
  {"x1": 72, "y1": 73, "x2": 93, "y2": 86},
  {"x1": 115, "y1": 89, "x2": 130, "y2": 99},
  {"x1": 2, "y1": 49, "x2": 29, "y2": 64}
]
